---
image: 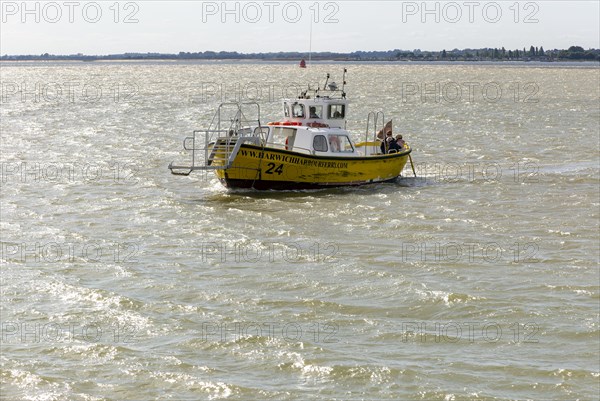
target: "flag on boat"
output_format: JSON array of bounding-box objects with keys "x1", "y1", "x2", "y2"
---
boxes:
[{"x1": 377, "y1": 120, "x2": 393, "y2": 139}]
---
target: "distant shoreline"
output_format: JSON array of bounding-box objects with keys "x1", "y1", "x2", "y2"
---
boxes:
[
  {"x1": 2, "y1": 58, "x2": 597, "y2": 63},
  {"x1": 1, "y1": 59, "x2": 598, "y2": 68},
  {"x1": 2, "y1": 46, "x2": 599, "y2": 63}
]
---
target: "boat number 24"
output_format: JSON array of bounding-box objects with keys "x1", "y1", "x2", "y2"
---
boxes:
[{"x1": 265, "y1": 163, "x2": 284, "y2": 175}]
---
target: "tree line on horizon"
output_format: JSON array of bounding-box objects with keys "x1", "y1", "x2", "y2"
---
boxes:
[
  {"x1": 438, "y1": 46, "x2": 597, "y2": 61},
  {"x1": 2, "y1": 46, "x2": 598, "y2": 62}
]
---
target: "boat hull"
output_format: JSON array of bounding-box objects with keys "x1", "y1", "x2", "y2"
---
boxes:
[{"x1": 213, "y1": 144, "x2": 411, "y2": 190}]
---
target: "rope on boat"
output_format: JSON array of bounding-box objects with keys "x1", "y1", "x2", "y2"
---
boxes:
[{"x1": 408, "y1": 153, "x2": 417, "y2": 177}]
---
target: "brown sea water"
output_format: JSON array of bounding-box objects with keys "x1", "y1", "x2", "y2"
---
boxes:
[{"x1": 1, "y1": 61, "x2": 599, "y2": 400}]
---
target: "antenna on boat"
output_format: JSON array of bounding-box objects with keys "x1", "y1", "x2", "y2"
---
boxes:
[
  {"x1": 341, "y1": 68, "x2": 347, "y2": 98},
  {"x1": 308, "y1": 17, "x2": 313, "y2": 67},
  {"x1": 323, "y1": 73, "x2": 330, "y2": 90}
]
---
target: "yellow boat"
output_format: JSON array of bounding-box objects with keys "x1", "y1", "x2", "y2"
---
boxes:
[{"x1": 169, "y1": 71, "x2": 414, "y2": 190}]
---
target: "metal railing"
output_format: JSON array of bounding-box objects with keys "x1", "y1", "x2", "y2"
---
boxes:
[
  {"x1": 365, "y1": 111, "x2": 385, "y2": 144},
  {"x1": 168, "y1": 102, "x2": 265, "y2": 176}
]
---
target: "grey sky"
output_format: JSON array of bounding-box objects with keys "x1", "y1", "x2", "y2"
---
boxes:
[{"x1": 1, "y1": 1, "x2": 598, "y2": 55}]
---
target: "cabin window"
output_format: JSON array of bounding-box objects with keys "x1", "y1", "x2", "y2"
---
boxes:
[
  {"x1": 308, "y1": 105, "x2": 323, "y2": 119},
  {"x1": 271, "y1": 127, "x2": 296, "y2": 148},
  {"x1": 292, "y1": 103, "x2": 305, "y2": 118},
  {"x1": 328, "y1": 104, "x2": 345, "y2": 119},
  {"x1": 254, "y1": 126, "x2": 269, "y2": 141},
  {"x1": 283, "y1": 103, "x2": 290, "y2": 117},
  {"x1": 313, "y1": 135, "x2": 328, "y2": 152},
  {"x1": 272, "y1": 127, "x2": 296, "y2": 138},
  {"x1": 328, "y1": 134, "x2": 353, "y2": 153}
]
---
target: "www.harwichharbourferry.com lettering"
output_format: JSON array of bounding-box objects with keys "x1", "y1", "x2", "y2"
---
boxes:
[{"x1": 240, "y1": 149, "x2": 349, "y2": 169}]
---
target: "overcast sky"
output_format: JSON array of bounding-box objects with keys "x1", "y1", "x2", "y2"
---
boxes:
[{"x1": 1, "y1": 1, "x2": 598, "y2": 55}]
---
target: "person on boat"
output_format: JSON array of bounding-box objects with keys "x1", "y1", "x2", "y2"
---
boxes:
[
  {"x1": 309, "y1": 107, "x2": 320, "y2": 119},
  {"x1": 389, "y1": 137, "x2": 401, "y2": 152},
  {"x1": 380, "y1": 132, "x2": 390, "y2": 153},
  {"x1": 396, "y1": 134, "x2": 406, "y2": 149},
  {"x1": 381, "y1": 132, "x2": 399, "y2": 153},
  {"x1": 329, "y1": 135, "x2": 341, "y2": 152}
]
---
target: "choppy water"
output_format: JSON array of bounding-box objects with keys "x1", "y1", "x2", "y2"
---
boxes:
[{"x1": 1, "y1": 61, "x2": 599, "y2": 400}]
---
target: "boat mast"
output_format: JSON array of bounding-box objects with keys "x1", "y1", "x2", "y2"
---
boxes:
[{"x1": 308, "y1": 18, "x2": 312, "y2": 66}]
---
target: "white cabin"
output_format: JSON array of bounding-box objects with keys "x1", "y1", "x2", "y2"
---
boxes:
[
  {"x1": 263, "y1": 86, "x2": 365, "y2": 157},
  {"x1": 281, "y1": 96, "x2": 349, "y2": 129}
]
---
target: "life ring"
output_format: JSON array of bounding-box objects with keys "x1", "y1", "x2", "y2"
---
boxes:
[{"x1": 285, "y1": 137, "x2": 289, "y2": 150}]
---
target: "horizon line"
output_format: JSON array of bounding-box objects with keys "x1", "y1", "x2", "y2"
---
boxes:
[{"x1": 3, "y1": 46, "x2": 599, "y2": 58}]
